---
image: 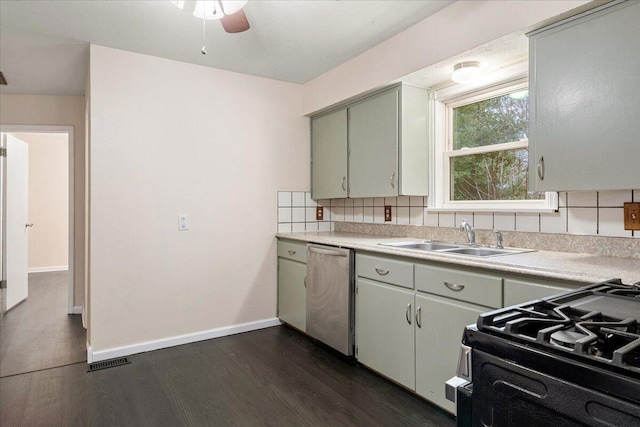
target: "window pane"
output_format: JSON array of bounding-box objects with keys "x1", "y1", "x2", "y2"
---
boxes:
[
  {"x1": 453, "y1": 91, "x2": 528, "y2": 150},
  {"x1": 450, "y1": 148, "x2": 545, "y2": 201}
]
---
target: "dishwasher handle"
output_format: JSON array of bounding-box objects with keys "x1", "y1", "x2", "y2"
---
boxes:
[{"x1": 308, "y1": 245, "x2": 348, "y2": 257}]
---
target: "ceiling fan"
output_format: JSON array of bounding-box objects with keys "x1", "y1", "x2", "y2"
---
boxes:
[{"x1": 170, "y1": 1, "x2": 250, "y2": 34}]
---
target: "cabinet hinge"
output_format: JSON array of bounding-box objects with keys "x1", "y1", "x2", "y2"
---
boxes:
[
  {"x1": 0, "y1": 148, "x2": 6, "y2": 157},
  {"x1": 0, "y1": 279, "x2": 6, "y2": 289}
]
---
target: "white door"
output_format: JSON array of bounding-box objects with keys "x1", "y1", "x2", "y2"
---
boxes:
[{"x1": 4, "y1": 134, "x2": 29, "y2": 311}]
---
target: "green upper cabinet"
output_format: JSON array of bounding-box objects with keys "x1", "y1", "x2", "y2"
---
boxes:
[
  {"x1": 528, "y1": 0, "x2": 640, "y2": 191},
  {"x1": 311, "y1": 109, "x2": 348, "y2": 199},
  {"x1": 310, "y1": 84, "x2": 429, "y2": 199}
]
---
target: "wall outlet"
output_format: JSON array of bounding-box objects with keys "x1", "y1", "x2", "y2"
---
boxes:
[
  {"x1": 178, "y1": 215, "x2": 189, "y2": 231},
  {"x1": 316, "y1": 206, "x2": 324, "y2": 221},
  {"x1": 624, "y1": 203, "x2": 640, "y2": 230},
  {"x1": 384, "y1": 205, "x2": 392, "y2": 222}
]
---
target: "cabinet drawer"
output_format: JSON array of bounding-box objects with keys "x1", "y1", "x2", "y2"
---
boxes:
[
  {"x1": 415, "y1": 264, "x2": 502, "y2": 308},
  {"x1": 504, "y1": 278, "x2": 580, "y2": 307},
  {"x1": 277, "y1": 240, "x2": 307, "y2": 264},
  {"x1": 356, "y1": 254, "x2": 414, "y2": 289}
]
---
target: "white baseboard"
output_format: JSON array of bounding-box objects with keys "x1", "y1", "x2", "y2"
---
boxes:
[
  {"x1": 72, "y1": 306, "x2": 83, "y2": 315},
  {"x1": 87, "y1": 317, "x2": 283, "y2": 363},
  {"x1": 28, "y1": 266, "x2": 69, "y2": 273}
]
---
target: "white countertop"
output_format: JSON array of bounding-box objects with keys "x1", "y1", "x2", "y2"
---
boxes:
[{"x1": 276, "y1": 231, "x2": 640, "y2": 285}]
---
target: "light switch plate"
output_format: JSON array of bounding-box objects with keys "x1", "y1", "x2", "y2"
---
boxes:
[
  {"x1": 316, "y1": 206, "x2": 324, "y2": 221},
  {"x1": 178, "y1": 215, "x2": 189, "y2": 231},
  {"x1": 384, "y1": 205, "x2": 392, "y2": 222},
  {"x1": 624, "y1": 203, "x2": 640, "y2": 230}
]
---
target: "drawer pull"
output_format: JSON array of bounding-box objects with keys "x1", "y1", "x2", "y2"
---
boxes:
[
  {"x1": 375, "y1": 268, "x2": 389, "y2": 276},
  {"x1": 444, "y1": 281, "x2": 465, "y2": 292},
  {"x1": 416, "y1": 306, "x2": 422, "y2": 328},
  {"x1": 287, "y1": 250, "x2": 296, "y2": 255},
  {"x1": 406, "y1": 303, "x2": 412, "y2": 325}
]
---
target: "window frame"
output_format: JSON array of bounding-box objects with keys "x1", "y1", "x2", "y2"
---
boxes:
[{"x1": 429, "y1": 75, "x2": 558, "y2": 212}]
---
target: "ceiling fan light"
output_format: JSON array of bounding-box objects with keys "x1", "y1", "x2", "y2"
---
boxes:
[
  {"x1": 170, "y1": 0, "x2": 185, "y2": 9},
  {"x1": 220, "y1": 0, "x2": 248, "y2": 15},
  {"x1": 451, "y1": 61, "x2": 482, "y2": 84},
  {"x1": 193, "y1": 1, "x2": 224, "y2": 20}
]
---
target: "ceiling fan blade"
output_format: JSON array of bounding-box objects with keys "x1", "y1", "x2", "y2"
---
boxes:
[{"x1": 220, "y1": 9, "x2": 250, "y2": 33}]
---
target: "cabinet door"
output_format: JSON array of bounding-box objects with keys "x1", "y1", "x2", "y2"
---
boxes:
[
  {"x1": 278, "y1": 258, "x2": 306, "y2": 332},
  {"x1": 504, "y1": 278, "x2": 579, "y2": 307},
  {"x1": 415, "y1": 293, "x2": 486, "y2": 414},
  {"x1": 356, "y1": 278, "x2": 415, "y2": 390},
  {"x1": 311, "y1": 109, "x2": 348, "y2": 199},
  {"x1": 529, "y1": 1, "x2": 640, "y2": 191},
  {"x1": 349, "y1": 89, "x2": 399, "y2": 198}
]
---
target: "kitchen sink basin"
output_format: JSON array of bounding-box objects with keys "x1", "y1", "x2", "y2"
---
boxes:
[
  {"x1": 379, "y1": 240, "x2": 533, "y2": 258},
  {"x1": 380, "y1": 241, "x2": 460, "y2": 251}
]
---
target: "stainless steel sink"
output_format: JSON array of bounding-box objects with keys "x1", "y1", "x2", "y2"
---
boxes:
[
  {"x1": 380, "y1": 241, "x2": 460, "y2": 251},
  {"x1": 378, "y1": 240, "x2": 533, "y2": 257}
]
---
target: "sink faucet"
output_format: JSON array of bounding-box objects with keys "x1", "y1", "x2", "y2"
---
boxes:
[
  {"x1": 494, "y1": 230, "x2": 504, "y2": 249},
  {"x1": 460, "y1": 219, "x2": 475, "y2": 245}
]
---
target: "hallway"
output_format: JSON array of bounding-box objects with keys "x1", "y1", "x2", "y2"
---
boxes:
[{"x1": 0, "y1": 271, "x2": 85, "y2": 378}]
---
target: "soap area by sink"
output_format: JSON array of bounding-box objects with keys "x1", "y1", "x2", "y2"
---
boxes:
[{"x1": 379, "y1": 240, "x2": 535, "y2": 257}]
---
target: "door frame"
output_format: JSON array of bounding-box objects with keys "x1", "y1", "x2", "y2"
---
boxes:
[{"x1": 0, "y1": 125, "x2": 75, "y2": 314}]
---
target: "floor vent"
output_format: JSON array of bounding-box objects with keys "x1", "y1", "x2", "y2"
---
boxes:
[{"x1": 87, "y1": 357, "x2": 131, "y2": 372}]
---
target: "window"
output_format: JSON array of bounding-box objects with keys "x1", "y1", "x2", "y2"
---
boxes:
[{"x1": 431, "y1": 77, "x2": 557, "y2": 211}]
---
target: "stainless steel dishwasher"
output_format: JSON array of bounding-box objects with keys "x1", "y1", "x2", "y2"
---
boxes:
[{"x1": 306, "y1": 244, "x2": 354, "y2": 356}]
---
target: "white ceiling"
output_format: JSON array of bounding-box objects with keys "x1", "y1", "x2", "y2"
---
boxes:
[{"x1": 0, "y1": 0, "x2": 455, "y2": 96}]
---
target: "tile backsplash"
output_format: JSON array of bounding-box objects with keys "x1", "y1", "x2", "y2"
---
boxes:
[{"x1": 278, "y1": 190, "x2": 639, "y2": 239}]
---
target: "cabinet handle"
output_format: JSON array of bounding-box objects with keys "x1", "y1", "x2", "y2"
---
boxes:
[
  {"x1": 444, "y1": 281, "x2": 465, "y2": 292},
  {"x1": 375, "y1": 268, "x2": 389, "y2": 276},
  {"x1": 287, "y1": 250, "x2": 296, "y2": 255},
  {"x1": 304, "y1": 276, "x2": 307, "y2": 288},
  {"x1": 406, "y1": 303, "x2": 412, "y2": 325},
  {"x1": 390, "y1": 172, "x2": 396, "y2": 189},
  {"x1": 341, "y1": 176, "x2": 346, "y2": 192},
  {"x1": 537, "y1": 156, "x2": 545, "y2": 181},
  {"x1": 416, "y1": 306, "x2": 422, "y2": 328}
]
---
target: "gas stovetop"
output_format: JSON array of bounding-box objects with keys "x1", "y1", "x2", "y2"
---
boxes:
[{"x1": 477, "y1": 280, "x2": 640, "y2": 374}]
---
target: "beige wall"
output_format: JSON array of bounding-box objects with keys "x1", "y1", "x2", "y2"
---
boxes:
[
  {"x1": 89, "y1": 45, "x2": 309, "y2": 352},
  {"x1": 13, "y1": 133, "x2": 69, "y2": 270},
  {"x1": 0, "y1": 95, "x2": 85, "y2": 307},
  {"x1": 302, "y1": 0, "x2": 590, "y2": 114}
]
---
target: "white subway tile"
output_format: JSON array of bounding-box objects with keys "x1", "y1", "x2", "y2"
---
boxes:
[
  {"x1": 439, "y1": 212, "x2": 455, "y2": 228},
  {"x1": 305, "y1": 192, "x2": 317, "y2": 208},
  {"x1": 292, "y1": 223, "x2": 306, "y2": 232},
  {"x1": 423, "y1": 209, "x2": 439, "y2": 227},
  {"x1": 321, "y1": 207, "x2": 331, "y2": 222},
  {"x1": 567, "y1": 208, "x2": 597, "y2": 235},
  {"x1": 305, "y1": 222, "x2": 319, "y2": 232},
  {"x1": 397, "y1": 196, "x2": 411, "y2": 207},
  {"x1": 599, "y1": 208, "x2": 632, "y2": 237},
  {"x1": 364, "y1": 207, "x2": 374, "y2": 223},
  {"x1": 332, "y1": 198, "x2": 345, "y2": 207},
  {"x1": 305, "y1": 207, "x2": 317, "y2": 222},
  {"x1": 352, "y1": 198, "x2": 364, "y2": 207},
  {"x1": 567, "y1": 191, "x2": 597, "y2": 207},
  {"x1": 515, "y1": 213, "x2": 540, "y2": 233},
  {"x1": 278, "y1": 191, "x2": 292, "y2": 207},
  {"x1": 540, "y1": 208, "x2": 567, "y2": 234},
  {"x1": 278, "y1": 207, "x2": 292, "y2": 223},
  {"x1": 410, "y1": 196, "x2": 425, "y2": 207},
  {"x1": 598, "y1": 190, "x2": 632, "y2": 207},
  {"x1": 292, "y1": 207, "x2": 305, "y2": 223},
  {"x1": 317, "y1": 199, "x2": 330, "y2": 208},
  {"x1": 344, "y1": 198, "x2": 354, "y2": 208},
  {"x1": 385, "y1": 197, "x2": 397, "y2": 206},
  {"x1": 344, "y1": 207, "x2": 355, "y2": 221},
  {"x1": 331, "y1": 207, "x2": 345, "y2": 222},
  {"x1": 397, "y1": 207, "x2": 410, "y2": 225},
  {"x1": 354, "y1": 206, "x2": 364, "y2": 222},
  {"x1": 363, "y1": 198, "x2": 374, "y2": 207},
  {"x1": 292, "y1": 192, "x2": 306, "y2": 207},
  {"x1": 474, "y1": 213, "x2": 494, "y2": 230},
  {"x1": 374, "y1": 207, "x2": 385, "y2": 223},
  {"x1": 409, "y1": 207, "x2": 424, "y2": 226},
  {"x1": 318, "y1": 221, "x2": 332, "y2": 231},
  {"x1": 374, "y1": 197, "x2": 385, "y2": 207},
  {"x1": 494, "y1": 213, "x2": 516, "y2": 231},
  {"x1": 558, "y1": 192, "x2": 568, "y2": 208},
  {"x1": 277, "y1": 223, "x2": 292, "y2": 233},
  {"x1": 455, "y1": 213, "x2": 474, "y2": 227}
]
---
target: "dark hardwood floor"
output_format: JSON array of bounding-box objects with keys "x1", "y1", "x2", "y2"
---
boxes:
[
  {"x1": 0, "y1": 271, "x2": 86, "y2": 378},
  {"x1": 0, "y1": 324, "x2": 455, "y2": 426}
]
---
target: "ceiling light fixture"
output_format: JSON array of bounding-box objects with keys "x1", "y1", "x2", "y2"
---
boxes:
[{"x1": 451, "y1": 61, "x2": 481, "y2": 84}]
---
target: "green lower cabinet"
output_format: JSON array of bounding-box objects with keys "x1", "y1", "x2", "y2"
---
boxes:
[
  {"x1": 415, "y1": 293, "x2": 487, "y2": 414},
  {"x1": 277, "y1": 258, "x2": 306, "y2": 332},
  {"x1": 356, "y1": 278, "x2": 415, "y2": 390}
]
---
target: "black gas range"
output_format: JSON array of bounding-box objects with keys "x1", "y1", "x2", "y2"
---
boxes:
[{"x1": 447, "y1": 279, "x2": 640, "y2": 427}]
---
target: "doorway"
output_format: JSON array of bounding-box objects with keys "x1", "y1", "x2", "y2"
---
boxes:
[{"x1": 1, "y1": 126, "x2": 75, "y2": 314}]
